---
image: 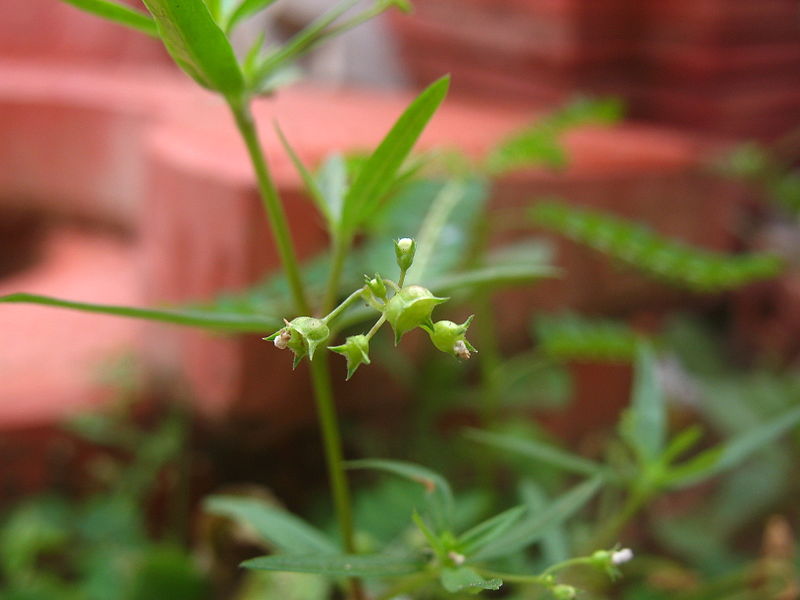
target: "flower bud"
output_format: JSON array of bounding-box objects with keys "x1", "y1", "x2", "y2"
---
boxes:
[
  {"x1": 264, "y1": 316, "x2": 330, "y2": 367},
  {"x1": 394, "y1": 237, "x2": 417, "y2": 271},
  {"x1": 553, "y1": 584, "x2": 577, "y2": 600},
  {"x1": 384, "y1": 285, "x2": 447, "y2": 344},
  {"x1": 364, "y1": 273, "x2": 387, "y2": 300},
  {"x1": 611, "y1": 548, "x2": 633, "y2": 565},
  {"x1": 329, "y1": 334, "x2": 371, "y2": 380},
  {"x1": 424, "y1": 316, "x2": 477, "y2": 359}
]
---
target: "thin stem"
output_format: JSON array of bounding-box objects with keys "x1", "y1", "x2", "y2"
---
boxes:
[
  {"x1": 322, "y1": 235, "x2": 350, "y2": 314},
  {"x1": 228, "y1": 97, "x2": 310, "y2": 314},
  {"x1": 587, "y1": 487, "x2": 649, "y2": 551},
  {"x1": 309, "y1": 356, "x2": 364, "y2": 600},
  {"x1": 366, "y1": 314, "x2": 387, "y2": 340},
  {"x1": 376, "y1": 571, "x2": 437, "y2": 600},
  {"x1": 324, "y1": 286, "x2": 365, "y2": 325}
]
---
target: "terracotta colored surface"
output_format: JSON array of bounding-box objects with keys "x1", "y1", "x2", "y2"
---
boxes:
[
  {"x1": 0, "y1": 227, "x2": 139, "y2": 427},
  {"x1": 0, "y1": 60, "x2": 731, "y2": 432}
]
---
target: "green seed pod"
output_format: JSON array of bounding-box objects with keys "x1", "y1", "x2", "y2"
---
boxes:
[
  {"x1": 424, "y1": 316, "x2": 477, "y2": 359},
  {"x1": 329, "y1": 334, "x2": 371, "y2": 380},
  {"x1": 394, "y1": 237, "x2": 417, "y2": 271},
  {"x1": 263, "y1": 316, "x2": 330, "y2": 368},
  {"x1": 385, "y1": 285, "x2": 447, "y2": 344},
  {"x1": 364, "y1": 273, "x2": 387, "y2": 300},
  {"x1": 553, "y1": 584, "x2": 577, "y2": 600}
]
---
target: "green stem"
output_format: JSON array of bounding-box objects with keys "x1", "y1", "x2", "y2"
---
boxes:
[
  {"x1": 324, "y1": 286, "x2": 365, "y2": 325},
  {"x1": 587, "y1": 488, "x2": 649, "y2": 551},
  {"x1": 376, "y1": 571, "x2": 437, "y2": 600},
  {"x1": 323, "y1": 235, "x2": 349, "y2": 314},
  {"x1": 228, "y1": 97, "x2": 310, "y2": 314},
  {"x1": 309, "y1": 356, "x2": 363, "y2": 600},
  {"x1": 365, "y1": 314, "x2": 387, "y2": 340}
]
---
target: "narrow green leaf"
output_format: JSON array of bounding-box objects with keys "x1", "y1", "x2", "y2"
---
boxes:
[
  {"x1": 340, "y1": 76, "x2": 450, "y2": 238},
  {"x1": 533, "y1": 313, "x2": 641, "y2": 362},
  {"x1": 458, "y1": 505, "x2": 526, "y2": 555},
  {"x1": 471, "y1": 477, "x2": 601, "y2": 561},
  {"x1": 61, "y1": 0, "x2": 158, "y2": 36},
  {"x1": 620, "y1": 344, "x2": 666, "y2": 465},
  {"x1": 440, "y1": 566, "x2": 502, "y2": 593},
  {"x1": 346, "y1": 459, "x2": 454, "y2": 533},
  {"x1": 140, "y1": 0, "x2": 244, "y2": 94},
  {"x1": 465, "y1": 429, "x2": 606, "y2": 478},
  {"x1": 519, "y1": 480, "x2": 570, "y2": 564},
  {"x1": 316, "y1": 155, "x2": 348, "y2": 231},
  {"x1": 0, "y1": 293, "x2": 278, "y2": 332},
  {"x1": 661, "y1": 425, "x2": 704, "y2": 466},
  {"x1": 665, "y1": 406, "x2": 800, "y2": 489},
  {"x1": 431, "y1": 265, "x2": 558, "y2": 294},
  {"x1": 225, "y1": 0, "x2": 279, "y2": 32},
  {"x1": 204, "y1": 496, "x2": 337, "y2": 554},
  {"x1": 274, "y1": 123, "x2": 333, "y2": 229},
  {"x1": 241, "y1": 553, "x2": 423, "y2": 577}
]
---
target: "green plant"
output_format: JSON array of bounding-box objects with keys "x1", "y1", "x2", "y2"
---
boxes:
[
  {"x1": 468, "y1": 343, "x2": 800, "y2": 550},
  {"x1": 1, "y1": 2, "x2": 608, "y2": 599}
]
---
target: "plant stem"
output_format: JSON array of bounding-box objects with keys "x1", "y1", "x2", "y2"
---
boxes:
[
  {"x1": 587, "y1": 488, "x2": 648, "y2": 551},
  {"x1": 309, "y1": 355, "x2": 364, "y2": 600},
  {"x1": 323, "y1": 235, "x2": 349, "y2": 314},
  {"x1": 324, "y1": 286, "x2": 366, "y2": 325},
  {"x1": 228, "y1": 97, "x2": 310, "y2": 314}
]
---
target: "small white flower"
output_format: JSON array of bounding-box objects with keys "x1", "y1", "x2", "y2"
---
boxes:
[
  {"x1": 448, "y1": 551, "x2": 466, "y2": 566},
  {"x1": 396, "y1": 238, "x2": 414, "y2": 252},
  {"x1": 274, "y1": 329, "x2": 291, "y2": 350},
  {"x1": 453, "y1": 340, "x2": 471, "y2": 360},
  {"x1": 611, "y1": 547, "x2": 634, "y2": 565}
]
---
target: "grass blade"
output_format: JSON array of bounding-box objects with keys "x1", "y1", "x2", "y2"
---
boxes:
[
  {"x1": 242, "y1": 553, "x2": 423, "y2": 577},
  {"x1": 0, "y1": 293, "x2": 278, "y2": 332},
  {"x1": 205, "y1": 496, "x2": 337, "y2": 553},
  {"x1": 61, "y1": 0, "x2": 158, "y2": 36}
]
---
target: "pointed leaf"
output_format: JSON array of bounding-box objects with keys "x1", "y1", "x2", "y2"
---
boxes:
[
  {"x1": 204, "y1": 496, "x2": 337, "y2": 554},
  {"x1": 274, "y1": 123, "x2": 333, "y2": 228},
  {"x1": 140, "y1": 0, "x2": 244, "y2": 94},
  {"x1": 241, "y1": 553, "x2": 423, "y2": 577},
  {"x1": 225, "y1": 0, "x2": 279, "y2": 32},
  {"x1": 458, "y1": 505, "x2": 526, "y2": 555},
  {"x1": 440, "y1": 566, "x2": 502, "y2": 593},
  {"x1": 465, "y1": 429, "x2": 606, "y2": 478},
  {"x1": 346, "y1": 459, "x2": 454, "y2": 533},
  {"x1": 0, "y1": 293, "x2": 278, "y2": 332},
  {"x1": 664, "y1": 406, "x2": 800, "y2": 489},
  {"x1": 316, "y1": 154, "x2": 348, "y2": 230},
  {"x1": 61, "y1": 0, "x2": 158, "y2": 36},
  {"x1": 519, "y1": 480, "x2": 570, "y2": 564},
  {"x1": 340, "y1": 76, "x2": 450, "y2": 238},
  {"x1": 620, "y1": 344, "x2": 666, "y2": 465},
  {"x1": 471, "y1": 477, "x2": 602, "y2": 561}
]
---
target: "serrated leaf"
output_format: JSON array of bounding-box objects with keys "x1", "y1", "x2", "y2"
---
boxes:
[
  {"x1": 346, "y1": 459, "x2": 454, "y2": 533},
  {"x1": 0, "y1": 293, "x2": 278, "y2": 332},
  {"x1": 440, "y1": 566, "x2": 502, "y2": 593},
  {"x1": 458, "y1": 505, "x2": 526, "y2": 555},
  {"x1": 140, "y1": 0, "x2": 244, "y2": 94},
  {"x1": 530, "y1": 200, "x2": 782, "y2": 293},
  {"x1": 340, "y1": 76, "x2": 450, "y2": 239},
  {"x1": 664, "y1": 406, "x2": 800, "y2": 489},
  {"x1": 241, "y1": 553, "x2": 423, "y2": 577},
  {"x1": 465, "y1": 429, "x2": 606, "y2": 478},
  {"x1": 533, "y1": 313, "x2": 641, "y2": 362},
  {"x1": 620, "y1": 344, "x2": 666, "y2": 465},
  {"x1": 61, "y1": 0, "x2": 158, "y2": 36},
  {"x1": 204, "y1": 496, "x2": 337, "y2": 554},
  {"x1": 471, "y1": 477, "x2": 601, "y2": 561}
]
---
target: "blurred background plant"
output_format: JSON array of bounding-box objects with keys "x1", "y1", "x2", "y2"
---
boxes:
[{"x1": 1, "y1": 0, "x2": 799, "y2": 599}]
